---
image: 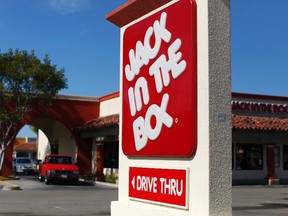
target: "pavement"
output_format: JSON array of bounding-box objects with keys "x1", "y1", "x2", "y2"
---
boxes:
[
  {"x1": 1, "y1": 178, "x2": 288, "y2": 215},
  {"x1": 232, "y1": 185, "x2": 288, "y2": 216},
  {"x1": 0, "y1": 177, "x2": 117, "y2": 191}
]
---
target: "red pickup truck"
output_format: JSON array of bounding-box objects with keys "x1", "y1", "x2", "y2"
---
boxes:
[{"x1": 39, "y1": 154, "x2": 79, "y2": 185}]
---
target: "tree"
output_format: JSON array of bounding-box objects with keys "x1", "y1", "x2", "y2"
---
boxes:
[
  {"x1": 0, "y1": 49, "x2": 68, "y2": 175},
  {"x1": 30, "y1": 125, "x2": 38, "y2": 134}
]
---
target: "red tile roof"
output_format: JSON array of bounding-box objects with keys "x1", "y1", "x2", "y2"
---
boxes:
[
  {"x1": 232, "y1": 115, "x2": 288, "y2": 131},
  {"x1": 14, "y1": 143, "x2": 37, "y2": 151},
  {"x1": 77, "y1": 114, "x2": 288, "y2": 132},
  {"x1": 77, "y1": 114, "x2": 119, "y2": 131}
]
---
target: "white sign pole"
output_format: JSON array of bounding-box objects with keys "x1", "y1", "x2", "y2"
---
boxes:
[{"x1": 107, "y1": 0, "x2": 231, "y2": 215}]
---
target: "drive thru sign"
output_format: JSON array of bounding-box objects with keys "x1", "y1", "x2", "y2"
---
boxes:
[
  {"x1": 122, "y1": 0, "x2": 197, "y2": 157},
  {"x1": 129, "y1": 167, "x2": 188, "y2": 209},
  {"x1": 108, "y1": 0, "x2": 232, "y2": 214}
]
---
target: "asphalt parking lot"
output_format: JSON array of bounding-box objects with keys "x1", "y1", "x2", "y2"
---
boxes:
[
  {"x1": 1, "y1": 176, "x2": 288, "y2": 215},
  {"x1": 0, "y1": 175, "x2": 118, "y2": 216},
  {"x1": 232, "y1": 186, "x2": 288, "y2": 216}
]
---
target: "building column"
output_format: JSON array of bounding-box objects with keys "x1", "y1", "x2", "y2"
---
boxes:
[
  {"x1": 96, "y1": 143, "x2": 105, "y2": 181},
  {"x1": 266, "y1": 144, "x2": 279, "y2": 185},
  {"x1": 1, "y1": 142, "x2": 13, "y2": 176},
  {"x1": 76, "y1": 138, "x2": 92, "y2": 175}
]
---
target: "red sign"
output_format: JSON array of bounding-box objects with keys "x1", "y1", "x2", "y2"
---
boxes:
[
  {"x1": 232, "y1": 101, "x2": 288, "y2": 115},
  {"x1": 122, "y1": 0, "x2": 197, "y2": 157},
  {"x1": 129, "y1": 167, "x2": 188, "y2": 209}
]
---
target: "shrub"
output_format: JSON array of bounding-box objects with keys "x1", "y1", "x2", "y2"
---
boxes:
[{"x1": 105, "y1": 174, "x2": 118, "y2": 184}]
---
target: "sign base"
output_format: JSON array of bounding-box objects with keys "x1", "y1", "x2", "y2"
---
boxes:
[{"x1": 111, "y1": 201, "x2": 185, "y2": 216}]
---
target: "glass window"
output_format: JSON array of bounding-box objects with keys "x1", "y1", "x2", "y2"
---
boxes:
[
  {"x1": 17, "y1": 158, "x2": 32, "y2": 164},
  {"x1": 283, "y1": 145, "x2": 288, "y2": 170},
  {"x1": 236, "y1": 144, "x2": 263, "y2": 170},
  {"x1": 48, "y1": 156, "x2": 72, "y2": 164}
]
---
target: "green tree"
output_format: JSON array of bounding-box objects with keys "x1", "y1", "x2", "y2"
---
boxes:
[
  {"x1": 0, "y1": 49, "x2": 67, "y2": 175},
  {"x1": 30, "y1": 125, "x2": 38, "y2": 134}
]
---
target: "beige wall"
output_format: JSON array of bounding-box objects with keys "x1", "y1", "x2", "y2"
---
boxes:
[
  {"x1": 36, "y1": 120, "x2": 77, "y2": 162},
  {"x1": 37, "y1": 130, "x2": 50, "y2": 161},
  {"x1": 100, "y1": 97, "x2": 120, "y2": 117}
]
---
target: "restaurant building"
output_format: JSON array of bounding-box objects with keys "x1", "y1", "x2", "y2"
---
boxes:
[
  {"x1": 232, "y1": 92, "x2": 288, "y2": 185},
  {"x1": 68, "y1": 92, "x2": 288, "y2": 184}
]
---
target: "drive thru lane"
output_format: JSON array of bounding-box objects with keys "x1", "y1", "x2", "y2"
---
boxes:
[
  {"x1": 0, "y1": 175, "x2": 118, "y2": 216},
  {"x1": 1, "y1": 175, "x2": 288, "y2": 216}
]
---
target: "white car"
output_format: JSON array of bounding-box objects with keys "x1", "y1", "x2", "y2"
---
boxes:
[{"x1": 13, "y1": 157, "x2": 34, "y2": 174}]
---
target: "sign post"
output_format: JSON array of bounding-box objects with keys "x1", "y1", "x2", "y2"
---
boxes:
[{"x1": 107, "y1": 0, "x2": 231, "y2": 215}]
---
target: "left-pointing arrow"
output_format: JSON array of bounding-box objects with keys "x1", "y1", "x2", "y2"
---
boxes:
[{"x1": 131, "y1": 176, "x2": 135, "y2": 189}]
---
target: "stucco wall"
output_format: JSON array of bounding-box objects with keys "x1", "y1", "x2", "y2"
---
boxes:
[
  {"x1": 37, "y1": 120, "x2": 77, "y2": 162},
  {"x1": 99, "y1": 96, "x2": 120, "y2": 117},
  {"x1": 51, "y1": 121, "x2": 77, "y2": 161},
  {"x1": 37, "y1": 130, "x2": 51, "y2": 161}
]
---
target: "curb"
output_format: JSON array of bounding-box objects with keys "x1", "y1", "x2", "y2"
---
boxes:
[
  {"x1": 95, "y1": 181, "x2": 119, "y2": 188},
  {"x1": 78, "y1": 178, "x2": 118, "y2": 188},
  {"x1": 0, "y1": 181, "x2": 21, "y2": 190}
]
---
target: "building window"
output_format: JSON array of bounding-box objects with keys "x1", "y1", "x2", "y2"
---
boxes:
[
  {"x1": 283, "y1": 145, "x2": 288, "y2": 170},
  {"x1": 236, "y1": 144, "x2": 263, "y2": 170},
  {"x1": 274, "y1": 146, "x2": 280, "y2": 167}
]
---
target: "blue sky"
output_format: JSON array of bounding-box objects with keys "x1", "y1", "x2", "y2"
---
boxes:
[
  {"x1": 231, "y1": 0, "x2": 288, "y2": 96},
  {"x1": 0, "y1": 0, "x2": 127, "y2": 97},
  {"x1": 1, "y1": 0, "x2": 287, "y2": 137}
]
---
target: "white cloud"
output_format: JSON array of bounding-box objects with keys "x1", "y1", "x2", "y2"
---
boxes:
[{"x1": 49, "y1": 0, "x2": 90, "y2": 15}]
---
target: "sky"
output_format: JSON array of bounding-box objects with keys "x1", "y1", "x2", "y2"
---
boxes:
[
  {"x1": 231, "y1": 0, "x2": 288, "y2": 96},
  {"x1": 1, "y1": 0, "x2": 287, "y2": 137}
]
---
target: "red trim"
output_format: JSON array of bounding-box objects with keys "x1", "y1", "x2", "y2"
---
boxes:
[
  {"x1": 232, "y1": 92, "x2": 288, "y2": 103},
  {"x1": 99, "y1": 92, "x2": 119, "y2": 102},
  {"x1": 106, "y1": 0, "x2": 173, "y2": 27},
  {"x1": 266, "y1": 145, "x2": 278, "y2": 179},
  {"x1": 96, "y1": 144, "x2": 105, "y2": 181}
]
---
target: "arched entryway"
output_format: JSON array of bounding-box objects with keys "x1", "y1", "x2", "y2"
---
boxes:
[
  {"x1": 1, "y1": 95, "x2": 100, "y2": 176},
  {"x1": 31, "y1": 119, "x2": 77, "y2": 162}
]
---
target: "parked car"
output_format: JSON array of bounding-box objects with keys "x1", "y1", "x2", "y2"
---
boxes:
[
  {"x1": 34, "y1": 159, "x2": 42, "y2": 170},
  {"x1": 39, "y1": 154, "x2": 79, "y2": 185},
  {"x1": 13, "y1": 157, "x2": 34, "y2": 174}
]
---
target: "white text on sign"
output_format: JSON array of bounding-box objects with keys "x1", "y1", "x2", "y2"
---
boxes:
[
  {"x1": 125, "y1": 12, "x2": 186, "y2": 152},
  {"x1": 131, "y1": 175, "x2": 184, "y2": 196}
]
